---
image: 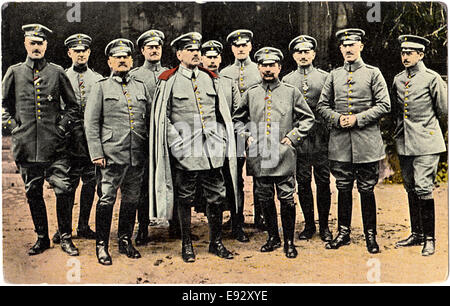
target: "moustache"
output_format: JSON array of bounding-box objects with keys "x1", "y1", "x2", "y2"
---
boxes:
[
  {"x1": 346, "y1": 52, "x2": 354, "y2": 56},
  {"x1": 33, "y1": 50, "x2": 41, "y2": 53},
  {"x1": 118, "y1": 63, "x2": 128, "y2": 67},
  {"x1": 150, "y1": 52, "x2": 159, "y2": 56}
]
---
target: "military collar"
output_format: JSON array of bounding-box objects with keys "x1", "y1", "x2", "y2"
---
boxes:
[
  {"x1": 110, "y1": 72, "x2": 131, "y2": 84},
  {"x1": 25, "y1": 57, "x2": 47, "y2": 71},
  {"x1": 261, "y1": 79, "x2": 281, "y2": 91},
  {"x1": 234, "y1": 56, "x2": 252, "y2": 67},
  {"x1": 297, "y1": 64, "x2": 314, "y2": 75},
  {"x1": 406, "y1": 61, "x2": 426, "y2": 78},
  {"x1": 343, "y1": 57, "x2": 364, "y2": 72},
  {"x1": 143, "y1": 60, "x2": 162, "y2": 72},
  {"x1": 72, "y1": 64, "x2": 88, "y2": 73},
  {"x1": 178, "y1": 64, "x2": 200, "y2": 79}
]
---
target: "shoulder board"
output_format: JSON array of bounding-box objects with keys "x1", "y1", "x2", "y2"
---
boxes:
[
  {"x1": 317, "y1": 68, "x2": 329, "y2": 74},
  {"x1": 394, "y1": 70, "x2": 405, "y2": 79},
  {"x1": 49, "y1": 62, "x2": 64, "y2": 70},
  {"x1": 98, "y1": 76, "x2": 109, "y2": 82},
  {"x1": 246, "y1": 83, "x2": 260, "y2": 92},
  {"x1": 129, "y1": 67, "x2": 140, "y2": 74},
  {"x1": 364, "y1": 64, "x2": 377, "y2": 70},
  {"x1": 283, "y1": 82, "x2": 296, "y2": 89},
  {"x1": 198, "y1": 66, "x2": 218, "y2": 79},
  {"x1": 10, "y1": 62, "x2": 23, "y2": 70},
  {"x1": 130, "y1": 75, "x2": 144, "y2": 83},
  {"x1": 283, "y1": 71, "x2": 295, "y2": 80},
  {"x1": 425, "y1": 68, "x2": 440, "y2": 77},
  {"x1": 159, "y1": 66, "x2": 179, "y2": 81},
  {"x1": 220, "y1": 75, "x2": 233, "y2": 82}
]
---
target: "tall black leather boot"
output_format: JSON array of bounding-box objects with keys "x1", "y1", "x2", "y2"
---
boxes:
[
  {"x1": 253, "y1": 184, "x2": 265, "y2": 230},
  {"x1": 280, "y1": 201, "x2": 297, "y2": 258},
  {"x1": 169, "y1": 201, "x2": 181, "y2": 239},
  {"x1": 135, "y1": 173, "x2": 150, "y2": 245},
  {"x1": 360, "y1": 191, "x2": 379, "y2": 254},
  {"x1": 178, "y1": 203, "x2": 195, "y2": 262},
  {"x1": 396, "y1": 192, "x2": 424, "y2": 247},
  {"x1": 420, "y1": 198, "x2": 435, "y2": 256},
  {"x1": 326, "y1": 190, "x2": 352, "y2": 250},
  {"x1": 297, "y1": 182, "x2": 316, "y2": 240},
  {"x1": 231, "y1": 204, "x2": 249, "y2": 243},
  {"x1": 56, "y1": 194, "x2": 79, "y2": 256},
  {"x1": 260, "y1": 199, "x2": 281, "y2": 252},
  {"x1": 118, "y1": 201, "x2": 141, "y2": 259},
  {"x1": 27, "y1": 193, "x2": 50, "y2": 255},
  {"x1": 317, "y1": 183, "x2": 332, "y2": 242},
  {"x1": 207, "y1": 204, "x2": 233, "y2": 259},
  {"x1": 95, "y1": 203, "x2": 113, "y2": 265},
  {"x1": 77, "y1": 182, "x2": 96, "y2": 239}
]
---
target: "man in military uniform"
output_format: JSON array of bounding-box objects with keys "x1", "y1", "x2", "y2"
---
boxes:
[
  {"x1": 85, "y1": 39, "x2": 151, "y2": 265},
  {"x1": 2, "y1": 24, "x2": 80, "y2": 256},
  {"x1": 233, "y1": 47, "x2": 315, "y2": 258},
  {"x1": 200, "y1": 40, "x2": 249, "y2": 243},
  {"x1": 392, "y1": 35, "x2": 447, "y2": 256},
  {"x1": 149, "y1": 32, "x2": 238, "y2": 262},
  {"x1": 317, "y1": 29, "x2": 390, "y2": 254},
  {"x1": 220, "y1": 29, "x2": 264, "y2": 230},
  {"x1": 52, "y1": 33, "x2": 103, "y2": 244},
  {"x1": 282, "y1": 35, "x2": 332, "y2": 242},
  {"x1": 129, "y1": 29, "x2": 167, "y2": 246}
]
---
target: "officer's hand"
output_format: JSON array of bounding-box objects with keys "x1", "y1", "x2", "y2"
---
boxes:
[
  {"x1": 339, "y1": 115, "x2": 348, "y2": 128},
  {"x1": 93, "y1": 158, "x2": 106, "y2": 168},
  {"x1": 281, "y1": 137, "x2": 293, "y2": 147},
  {"x1": 247, "y1": 136, "x2": 255, "y2": 147},
  {"x1": 347, "y1": 115, "x2": 357, "y2": 127}
]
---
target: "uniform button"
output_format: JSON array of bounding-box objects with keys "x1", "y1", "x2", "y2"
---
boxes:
[
  {"x1": 267, "y1": 113, "x2": 271, "y2": 116},
  {"x1": 37, "y1": 96, "x2": 40, "y2": 99},
  {"x1": 129, "y1": 106, "x2": 132, "y2": 110},
  {"x1": 267, "y1": 106, "x2": 271, "y2": 110},
  {"x1": 404, "y1": 103, "x2": 408, "y2": 106},
  {"x1": 404, "y1": 115, "x2": 408, "y2": 119},
  {"x1": 405, "y1": 91, "x2": 408, "y2": 95},
  {"x1": 292, "y1": 132, "x2": 296, "y2": 135},
  {"x1": 405, "y1": 97, "x2": 408, "y2": 101},
  {"x1": 7, "y1": 120, "x2": 11, "y2": 124},
  {"x1": 349, "y1": 72, "x2": 352, "y2": 74},
  {"x1": 404, "y1": 109, "x2": 408, "y2": 113},
  {"x1": 430, "y1": 131, "x2": 434, "y2": 135},
  {"x1": 349, "y1": 90, "x2": 352, "y2": 94},
  {"x1": 38, "y1": 116, "x2": 41, "y2": 119},
  {"x1": 37, "y1": 103, "x2": 41, "y2": 106},
  {"x1": 349, "y1": 84, "x2": 352, "y2": 88},
  {"x1": 348, "y1": 98, "x2": 352, "y2": 101},
  {"x1": 348, "y1": 105, "x2": 352, "y2": 108},
  {"x1": 199, "y1": 104, "x2": 202, "y2": 108},
  {"x1": 82, "y1": 104, "x2": 85, "y2": 107},
  {"x1": 240, "y1": 89, "x2": 244, "y2": 93},
  {"x1": 130, "y1": 113, "x2": 134, "y2": 116},
  {"x1": 267, "y1": 101, "x2": 271, "y2": 104},
  {"x1": 349, "y1": 112, "x2": 353, "y2": 115},
  {"x1": 37, "y1": 89, "x2": 40, "y2": 92},
  {"x1": 37, "y1": 109, "x2": 41, "y2": 113},
  {"x1": 131, "y1": 120, "x2": 134, "y2": 123},
  {"x1": 266, "y1": 131, "x2": 270, "y2": 135},
  {"x1": 267, "y1": 118, "x2": 271, "y2": 122},
  {"x1": 36, "y1": 83, "x2": 40, "y2": 86},
  {"x1": 267, "y1": 124, "x2": 271, "y2": 128},
  {"x1": 131, "y1": 126, "x2": 134, "y2": 129},
  {"x1": 297, "y1": 137, "x2": 301, "y2": 141},
  {"x1": 35, "y1": 70, "x2": 39, "y2": 73},
  {"x1": 200, "y1": 111, "x2": 203, "y2": 115},
  {"x1": 80, "y1": 74, "x2": 83, "y2": 78}
]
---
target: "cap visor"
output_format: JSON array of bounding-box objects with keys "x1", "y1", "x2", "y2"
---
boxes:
[
  {"x1": 341, "y1": 40, "x2": 359, "y2": 45},
  {"x1": 27, "y1": 36, "x2": 44, "y2": 42},
  {"x1": 204, "y1": 50, "x2": 219, "y2": 56},
  {"x1": 145, "y1": 41, "x2": 160, "y2": 46},
  {"x1": 111, "y1": 51, "x2": 129, "y2": 57},
  {"x1": 71, "y1": 45, "x2": 88, "y2": 51}
]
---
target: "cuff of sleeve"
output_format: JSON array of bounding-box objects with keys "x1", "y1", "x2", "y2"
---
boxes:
[
  {"x1": 3, "y1": 118, "x2": 17, "y2": 132},
  {"x1": 355, "y1": 113, "x2": 367, "y2": 128},
  {"x1": 330, "y1": 112, "x2": 341, "y2": 128},
  {"x1": 286, "y1": 131, "x2": 302, "y2": 146}
]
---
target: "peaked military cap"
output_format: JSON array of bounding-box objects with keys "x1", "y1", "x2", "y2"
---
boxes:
[
  {"x1": 398, "y1": 35, "x2": 430, "y2": 52},
  {"x1": 137, "y1": 29, "x2": 165, "y2": 49},
  {"x1": 201, "y1": 40, "x2": 223, "y2": 56},
  {"x1": 170, "y1": 32, "x2": 202, "y2": 50},
  {"x1": 227, "y1": 29, "x2": 253, "y2": 45},
  {"x1": 22, "y1": 24, "x2": 53, "y2": 41},
  {"x1": 254, "y1": 47, "x2": 284, "y2": 64},
  {"x1": 64, "y1": 33, "x2": 92, "y2": 51},
  {"x1": 289, "y1": 35, "x2": 317, "y2": 52},
  {"x1": 336, "y1": 28, "x2": 365, "y2": 45},
  {"x1": 105, "y1": 38, "x2": 134, "y2": 57}
]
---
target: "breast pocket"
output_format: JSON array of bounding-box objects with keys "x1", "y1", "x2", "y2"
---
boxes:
[{"x1": 104, "y1": 94, "x2": 120, "y2": 114}]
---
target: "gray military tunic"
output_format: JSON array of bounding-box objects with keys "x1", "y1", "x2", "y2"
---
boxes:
[
  {"x1": 392, "y1": 61, "x2": 447, "y2": 156},
  {"x1": 317, "y1": 57, "x2": 391, "y2": 163},
  {"x1": 233, "y1": 79, "x2": 315, "y2": 177},
  {"x1": 65, "y1": 65, "x2": 103, "y2": 158},
  {"x1": 220, "y1": 57, "x2": 262, "y2": 95},
  {"x1": 282, "y1": 64, "x2": 329, "y2": 154},
  {"x1": 392, "y1": 61, "x2": 447, "y2": 198},
  {"x1": 84, "y1": 74, "x2": 151, "y2": 167},
  {"x1": 129, "y1": 61, "x2": 168, "y2": 99},
  {"x1": 167, "y1": 65, "x2": 226, "y2": 171}
]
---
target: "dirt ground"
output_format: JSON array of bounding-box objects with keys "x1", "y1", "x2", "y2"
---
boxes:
[{"x1": 2, "y1": 169, "x2": 448, "y2": 285}]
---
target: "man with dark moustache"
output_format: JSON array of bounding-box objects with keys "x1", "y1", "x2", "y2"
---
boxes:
[
  {"x1": 317, "y1": 28, "x2": 391, "y2": 254},
  {"x1": 392, "y1": 35, "x2": 447, "y2": 256},
  {"x1": 149, "y1": 32, "x2": 239, "y2": 262},
  {"x1": 52, "y1": 33, "x2": 103, "y2": 244},
  {"x1": 221, "y1": 29, "x2": 264, "y2": 230},
  {"x1": 200, "y1": 39, "x2": 249, "y2": 243},
  {"x1": 129, "y1": 29, "x2": 168, "y2": 246},
  {"x1": 85, "y1": 39, "x2": 151, "y2": 265},
  {"x1": 233, "y1": 47, "x2": 315, "y2": 258},
  {"x1": 282, "y1": 35, "x2": 332, "y2": 242},
  {"x1": 2, "y1": 24, "x2": 80, "y2": 256}
]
